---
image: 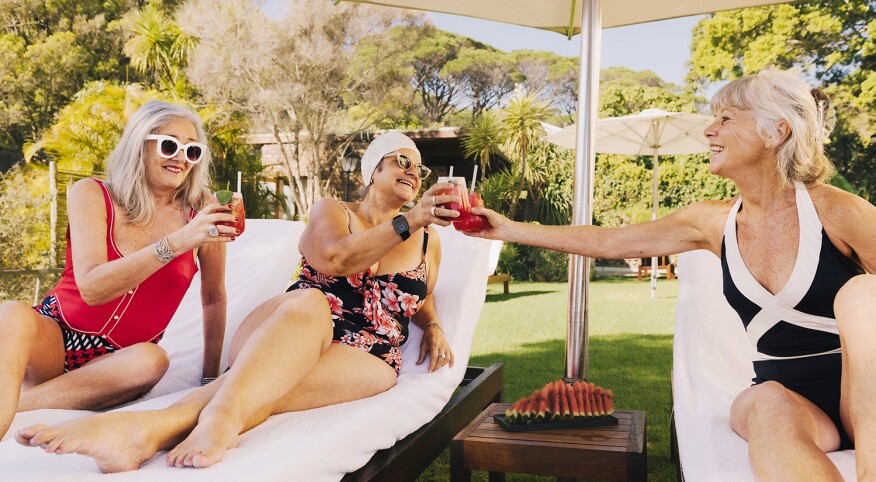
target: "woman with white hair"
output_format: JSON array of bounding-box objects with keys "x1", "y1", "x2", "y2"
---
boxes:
[
  {"x1": 0, "y1": 101, "x2": 235, "y2": 440},
  {"x1": 16, "y1": 132, "x2": 460, "y2": 473},
  {"x1": 467, "y1": 69, "x2": 876, "y2": 480}
]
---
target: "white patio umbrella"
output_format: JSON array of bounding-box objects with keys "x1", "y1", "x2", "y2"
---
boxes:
[
  {"x1": 341, "y1": 0, "x2": 794, "y2": 382},
  {"x1": 545, "y1": 109, "x2": 714, "y2": 298}
]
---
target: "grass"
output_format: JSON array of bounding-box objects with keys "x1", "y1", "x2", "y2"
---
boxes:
[{"x1": 417, "y1": 277, "x2": 679, "y2": 482}]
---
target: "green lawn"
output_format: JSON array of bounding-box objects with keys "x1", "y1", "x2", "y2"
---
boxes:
[{"x1": 418, "y1": 278, "x2": 679, "y2": 482}]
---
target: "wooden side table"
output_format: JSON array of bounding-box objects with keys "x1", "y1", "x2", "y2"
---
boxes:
[{"x1": 451, "y1": 403, "x2": 646, "y2": 482}]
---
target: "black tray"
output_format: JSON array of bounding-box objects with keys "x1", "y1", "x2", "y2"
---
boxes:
[{"x1": 493, "y1": 414, "x2": 619, "y2": 432}]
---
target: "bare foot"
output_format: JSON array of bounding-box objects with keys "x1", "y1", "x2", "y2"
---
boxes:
[
  {"x1": 166, "y1": 410, "x2": 242, "y2": 469},
  {"x1": 15, "y1": 412, "x2": 163, "y2": 473}
]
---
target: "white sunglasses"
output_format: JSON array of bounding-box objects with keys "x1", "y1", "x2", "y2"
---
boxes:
[{"x1": 146, "y1": 134, "x2": 207, "y2": 164}]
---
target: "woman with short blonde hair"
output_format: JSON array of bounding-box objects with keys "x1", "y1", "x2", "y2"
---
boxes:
[{"x1": 469, "y1": 69, "x2": 876, "y2": 480}]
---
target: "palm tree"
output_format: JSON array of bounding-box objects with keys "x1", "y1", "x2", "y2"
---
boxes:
[
  {"x1": 462, "y1": 110, "x2": 503, "y2": 176},
  {"x1": 502, "y1": 92, "x2": 550, "y2": 218},
  {"x1": 123, "y1": 5, "x2": 197, "y2": 96}
]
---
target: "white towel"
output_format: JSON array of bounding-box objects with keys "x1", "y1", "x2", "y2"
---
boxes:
[
  {"x1": 672, "y1": 249, "x2": 857, "y2": 481},
  {"x1": 0, "y1": 220, "x2": 495, "y2": 481}
]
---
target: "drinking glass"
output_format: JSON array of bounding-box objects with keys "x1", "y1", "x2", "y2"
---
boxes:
[
  {"x1": 214, "y1": 192, "x2": 246, "y2": 236},
  {"x1": 436, "y1": 177, "x2": 487, "y2": 231}
]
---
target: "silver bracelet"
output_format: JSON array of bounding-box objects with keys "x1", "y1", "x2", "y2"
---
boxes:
[{"x1": 153, "y1": 236, "x2": 177, "y2": 263}]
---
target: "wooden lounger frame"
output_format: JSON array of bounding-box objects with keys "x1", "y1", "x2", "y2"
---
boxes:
[{"x1": 343, "y1": 363, "x2": 505, "y2": 481}]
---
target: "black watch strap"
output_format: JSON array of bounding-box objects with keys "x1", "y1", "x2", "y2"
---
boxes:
[{"x1": 392, "y1": 214, "x2": 411, "y2": 241}]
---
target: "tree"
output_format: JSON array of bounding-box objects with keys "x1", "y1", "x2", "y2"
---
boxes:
[
  {"x1": 181, "y1": 0, "x2": 420, "y2": 219},
  {"x1": 0, "y1": 1, "x2": 145, "y2": 165},
  {"x1": 122, "y1": 3, "x2": 197, "y2": 97},
  {"x1": 599, "y1": 67, "x2": 701, "y2": 117},
  {"x1": 525, "y1": 142, "x2": 575, "y2": 225},
  {"x1": 461, "y1": 92, "x2": 552, "y2": 220},
  {"x1": 24, "y1": 82, "x2": 150, "y2": 172},
  {"x1": 442, "y1": 47, "x2": 518, "y2": 116},
  {"x1": 404, "y1": 25, "x2": 470, "y2": 125},
  {"x1": 687, "y1": 1, "x2": 876, "y2": 200},
  {"x1": 512, "y1": 50, "x2": 579, "y2": 123},
  {"x1": 593, "y1": 154, "x2": 737, "y2": 227},
  {"x1": 462, "y1": 110, "x2": 503, "y2": 174},
  {"x1": 0, "y1": 165, "x2": 50, "y2": 271},
  {"x1": 203, "y1": 109, "x2": 277, "y2": 221},
  {"x1": 502, "y1": 92, "x2": 552, "y2": 218}
]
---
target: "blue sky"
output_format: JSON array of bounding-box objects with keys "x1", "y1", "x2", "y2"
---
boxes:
[{"x1": 262, "y1": 1, "x2": 702, "y2": 86}]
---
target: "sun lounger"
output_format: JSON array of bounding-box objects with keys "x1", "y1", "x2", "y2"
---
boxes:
[
  {"x1": 0, "y1": 219, "x2": 501, "y2": 481},
  {"x1": 671, "y1": 249, "x2": 856, "y2": 481}
]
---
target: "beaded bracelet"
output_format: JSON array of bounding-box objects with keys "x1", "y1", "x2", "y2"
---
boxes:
[
  {"x1": 153, "y1": 236, "x2": 177, "y2": 263},
  {"x1": 424, "y1": 322, "x2": 444, "y2": 333}
]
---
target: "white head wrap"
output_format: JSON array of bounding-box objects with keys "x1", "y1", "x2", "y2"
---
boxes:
[{"x1": 360, "y1": 132, "x2": 421, "y2": 186}]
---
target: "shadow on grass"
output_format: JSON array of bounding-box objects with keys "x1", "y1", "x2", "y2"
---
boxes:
[
  {"x1": 419, "y1": 334, "x2": 678, "y2": 482},
  {"x1": 485, "y1": 290, "x2": 554, "y2": 303}
]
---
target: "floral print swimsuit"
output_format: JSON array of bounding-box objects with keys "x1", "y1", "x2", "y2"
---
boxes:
[{"x1": 286, "y1": 207, "x2": 429, "y2": 374}]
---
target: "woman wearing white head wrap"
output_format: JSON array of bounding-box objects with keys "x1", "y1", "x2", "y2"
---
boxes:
[
  {"x1": 359, "y1": 131, "x2": 422, "y2": 187},
  {"x1": 16, "y1": 132, "x2": 465, "y2": 473}
]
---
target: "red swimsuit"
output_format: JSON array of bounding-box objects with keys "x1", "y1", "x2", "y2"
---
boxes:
[{"x1": 33, "y1": 179, "x2": 198, "y2": 371}]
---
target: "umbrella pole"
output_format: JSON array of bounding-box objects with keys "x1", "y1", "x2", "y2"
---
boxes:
[
  {"x1": 565, "y1": 0, "x2": 602, "y2": 383},
  {"x1": 651, "y1": 146, "x2": 659, "y2": 299}
]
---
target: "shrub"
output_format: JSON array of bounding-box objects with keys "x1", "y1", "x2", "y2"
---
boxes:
[{"x1": 497, "y1": 223, "x2": 570, "y2": 282}]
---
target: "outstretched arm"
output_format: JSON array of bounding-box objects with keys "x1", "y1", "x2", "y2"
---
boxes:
[{"x1": 467, "y1": 200, "x2": 728, "y2": 259}]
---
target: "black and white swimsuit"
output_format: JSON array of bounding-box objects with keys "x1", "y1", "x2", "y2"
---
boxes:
[{"x1": 721, "y1": 182, "x2": 863, "y2": 450}]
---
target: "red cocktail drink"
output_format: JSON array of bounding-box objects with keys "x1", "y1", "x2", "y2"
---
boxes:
[
  {"x1": 455, "y1": 192, "x2": 488, "y2": 232},
  {"x1": 213, "y1": 191, "x2": 246, "y2": 236},
  {"x1": 437, "y1": 177, "x2": 469, "y2": 216},
  {"x1": 436, "y1": 177, "x2": 487, "y2": 231}
]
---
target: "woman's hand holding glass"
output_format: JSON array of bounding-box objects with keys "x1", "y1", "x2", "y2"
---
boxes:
[
  {"x1": 405, "y1": 182, "x2": 460, "y2": 229},
  {"x1": 461, "y1": 206, "x2": 509, "y2": 240}
]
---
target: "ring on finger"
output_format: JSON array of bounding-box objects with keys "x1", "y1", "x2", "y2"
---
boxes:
[
  {"x1": 208, "y1": 225, "x2": 219, "y2": 237},
  {"x1": 439, "y1": 353, "x2": 446, "y2": 359},
  {"x1": 432, "y1": 196, "x2": 436, "y2": 204},
  {"x1": 431, "y1": 206, "x2": 437, "y2": 216}
]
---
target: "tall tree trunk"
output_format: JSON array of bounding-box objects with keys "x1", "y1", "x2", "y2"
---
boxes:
[{"x1": 272, "y1": 124, "x2": 308, "y2": 220}]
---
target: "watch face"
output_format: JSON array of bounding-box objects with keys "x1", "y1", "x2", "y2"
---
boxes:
[{"x1": 392, "y1": 215, "x2": 410, "y2": 240}]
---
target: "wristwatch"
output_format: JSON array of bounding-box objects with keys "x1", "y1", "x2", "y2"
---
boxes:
[{"x1": 392, "y1": 214, "x2": 411, "y2": 241}]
